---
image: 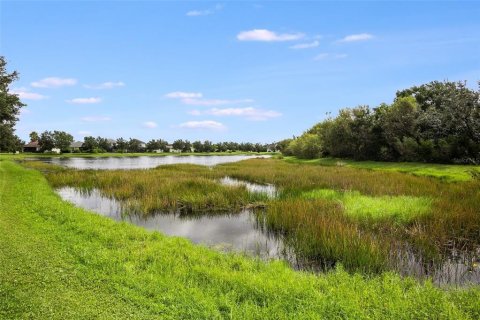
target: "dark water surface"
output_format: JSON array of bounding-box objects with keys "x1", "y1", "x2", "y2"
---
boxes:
[{"x1": 39, "y1": 154, "x2": 271, "y2": 170}]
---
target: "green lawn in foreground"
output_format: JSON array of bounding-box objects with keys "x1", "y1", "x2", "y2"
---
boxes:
[
  {"x1": 285, "y1": 156, "x2": 480, "y2": 182},
  {"x1": 1, "y1": 159, "x2": 479, "y2": 319}
]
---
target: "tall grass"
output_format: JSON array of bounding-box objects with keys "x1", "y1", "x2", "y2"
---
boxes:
[
  {"x1": 26, "y1": 158, "x2": 480, "y2": 277},
  {"x1": 3, "y1": 159, "x2": 480, "y2": 318},
  {"x1": 264, "y1": 199, "x2": 388, "y2": 273},
  {"x1": 40, "y1": 163, "x2": 268, "y2": 214}
]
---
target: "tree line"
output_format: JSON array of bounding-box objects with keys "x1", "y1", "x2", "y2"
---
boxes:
[
  {"x1": 283, "y1": 81, "x2": 480, "y2": 164},
  {"x1": 26, "y1": 131, "x2": 276, "y2": 153},
  {"x1": 0, "y1": 56, "x2": 275, "y2": 154}
]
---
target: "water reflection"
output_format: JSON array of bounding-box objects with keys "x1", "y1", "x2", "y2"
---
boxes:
[
  {"x1": 218, "y1": 176, "x2": 278, "y2": 198},
  {"x1": 57, "y1": 187, "x2": 286, "y2": 259},
  {"x1": 40, "y1": 154, "x2": 271, "y2": 170},
  {"x1": 56, "y1": 187, "x2": 480, "y2": 286}
]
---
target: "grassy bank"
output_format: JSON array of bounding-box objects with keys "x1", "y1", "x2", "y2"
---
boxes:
[
  {"x1": 1, "y1": 159, "x2": 480, "y2": 319},
  {"x1": 284, "y1": 156, "x2": 480, "y2": 182}
]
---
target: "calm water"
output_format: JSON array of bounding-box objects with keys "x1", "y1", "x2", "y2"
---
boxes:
[
  {"x1": 218, "y1": 176, "x2": 278, "y2": 198},
  {"x1": 56, "y1": 179, "x2": 479, "y2": 286},
  {"x1": 40, "y1": 154, "x2": 271, "y2": 170},
  {"x1": 57, "y1": 186, "x2": 289, "y2": 260}
]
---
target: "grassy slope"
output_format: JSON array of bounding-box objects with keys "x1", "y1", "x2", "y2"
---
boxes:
[
  {"x1": 1, "y1": 160, "x2": 479, "y2": 319},
  {"x1": 284, "y1": 157, "x2": 480, "y2": 182}
]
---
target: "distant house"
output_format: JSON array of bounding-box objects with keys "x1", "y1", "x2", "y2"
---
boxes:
[
  {"x1": 51, "y1": 148, "x2": 61, "y2": 154},
  {"x1": 138, "y1": 141, "x2": 146, "y2": 149},
  {"x1": 70, "y1": 141, "x2": 84, "y2": 152},
  {"x1": 23, "y1": 141, "x2": 40, "y2": 152}
]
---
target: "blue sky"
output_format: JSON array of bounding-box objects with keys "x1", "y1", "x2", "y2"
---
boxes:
[{"x1": 2, "y1": 1, "x2": 479, "y2": 143}]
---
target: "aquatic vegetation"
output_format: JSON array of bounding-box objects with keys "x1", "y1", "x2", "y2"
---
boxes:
[
  {"x1": 25, "y1": 157, "x2": 480, "y2": 279},
  {"x1": 302, "y1": 189, "x2": 432, "y2": 223},
  {"x1": 2, "y1": 159, "x2": 480, "y2": 319}
]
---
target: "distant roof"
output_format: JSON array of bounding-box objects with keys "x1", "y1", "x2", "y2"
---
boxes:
[
  {"x1": 24, "y1": 141, "x2": 39, "y2": 148},
  {"x1": 70, "y1": 141, "x2": 84, "y2": 148}
]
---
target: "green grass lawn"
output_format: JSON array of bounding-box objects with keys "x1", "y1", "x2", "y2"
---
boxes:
[
  {"x1": 284, "y1": 156, "x2": 480, "y2": 182},
  {"x1": 1, "y1": 159, "x2": 480, "y2": 319}
]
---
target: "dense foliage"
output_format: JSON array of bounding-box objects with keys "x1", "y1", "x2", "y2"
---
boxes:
[
  {"x1": 0, "y1": 56, "x2": 25, "y2": 152},
  {"x1": 38, "y1": 130, "x2": 74, "y2": 152},
  {"x1": 285, "y1": 81, "x2": 480, "y2": 163},
  {"x1": 26, "y1": 133, "x2": 277, "y2": 154}
]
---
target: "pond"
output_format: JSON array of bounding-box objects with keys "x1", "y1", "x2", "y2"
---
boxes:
[
  {"x1": 56, "y1": 184, "x2": 480, "y2": 286},
  {"x1": 56, "y1": 185, "x2": 290, "y2": 261},
  {"x1": 39, "y1": 154, "x2": 271, "y2": 170}
]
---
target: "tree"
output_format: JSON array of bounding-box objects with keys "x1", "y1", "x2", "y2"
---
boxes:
[
  {"x1": 192, "y1": 141, "x2": 203, "y2": 153},
  {"x1": 172, "y1": 139, "x2": 185, "y2": 152},
  {"x1": 29, "y1": 131, "x2": 39, "y2": 142},
  {"x1": 0, "y1": 56, "x2": 26, "y2": 152},
  {"x1": 52, "y1": 130, "x2": 73, "y2": 152},
  {"x1": 128, "y1": 138, "x2": 144, "y2": 152},
  {"x1": 82, "y1": 136, "x2": 98, "y2": 152},
  {"x1": 96, "y1": 137, "x2": 112, "y2": 152},
  {"x1": 115, "y1": 138, "x2": 128, "y2": 153},
  {"x1": 146, "y1": 139, "x2": 168, "y2": 152},
  {"x1": 0, "y1": 125, "x2": 23, "y2": 152},
  {"x1": 286, "y1": 133, "x2": 322, "y2": 159},
  {"x1": 39, "y1": 131, "x2": 55, "y2": 152},
  {"x1": 182, "y1": 140, "x2": 192, "y2": 153},
  {"x1": 202, "y1": 140, "x2": 214, "y2": 152}
]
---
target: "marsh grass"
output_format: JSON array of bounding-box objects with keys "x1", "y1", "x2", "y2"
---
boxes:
[
  {"x1": 40, "y1": 163, "x2": 269, "y2": 214},
  {"x1": 27, "y1": 158, "x2": 480, "y2": 277},
  {"x1": 263, "y1": 199, "x2": 389, "y2": 273},
  {"x1": 302, "y1": 189, "x2": 432, "y2": 223},
  {"x1": 285, "y1": 156, "x2": 480, "y2": 182}
]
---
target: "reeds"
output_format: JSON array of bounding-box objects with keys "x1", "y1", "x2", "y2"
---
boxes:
[{"x1": 33, "y1": 158, "x2": 480, "y2": 277}]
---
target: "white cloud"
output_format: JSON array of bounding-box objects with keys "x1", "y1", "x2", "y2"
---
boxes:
[
  {"x1": 182, "y1": 98, "x2": 254, "y2": 106},
  {"x1": 339, "y1": 33, "x2": 374, "y2": 42},
  {"x1": 165, "y1": 91, "x2": 203, "y2": 99},
  {"x1": 84, "y1": 81, "x2": 125, "y2": 89},
  {"x1": 78, "y1": 131, "x2": 92, "y2": 136},
  {"x1": 31, "y1": 77, "x2": 77, "y2": 88},
  {"x1": 179, "y1": 120, "x2": 226, "y2": 130},
  {"x1": 12, "y1": 88, "x2": 48, "y2": 100},
  {"x1": 190, "y1": 107, "x2": 282, "y2": 121},
  {"x1": 143, "y1": 121, "x2": 158, "y2": 128},
  {"x1": 237, "y1": 29, "x2": 304, "y2": 42},
  {"x1": 290, "y1": 40, "x2": 319, "y2": 50},
  {"x1": 67, "y1": 97, "x2": 102, "y2": 104},
  {"x1": 167, "y1": 91, "x2": 253, "y2": 106},
  {"x1": 186, "y1": 4, "x2": 222, "y2": 16},
  {"x1": 186, "y1": 9, "x2": 213, "y2": 16},
  {"x1": 81, "y1": 116, "x2": 111, "y2": 122}
]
